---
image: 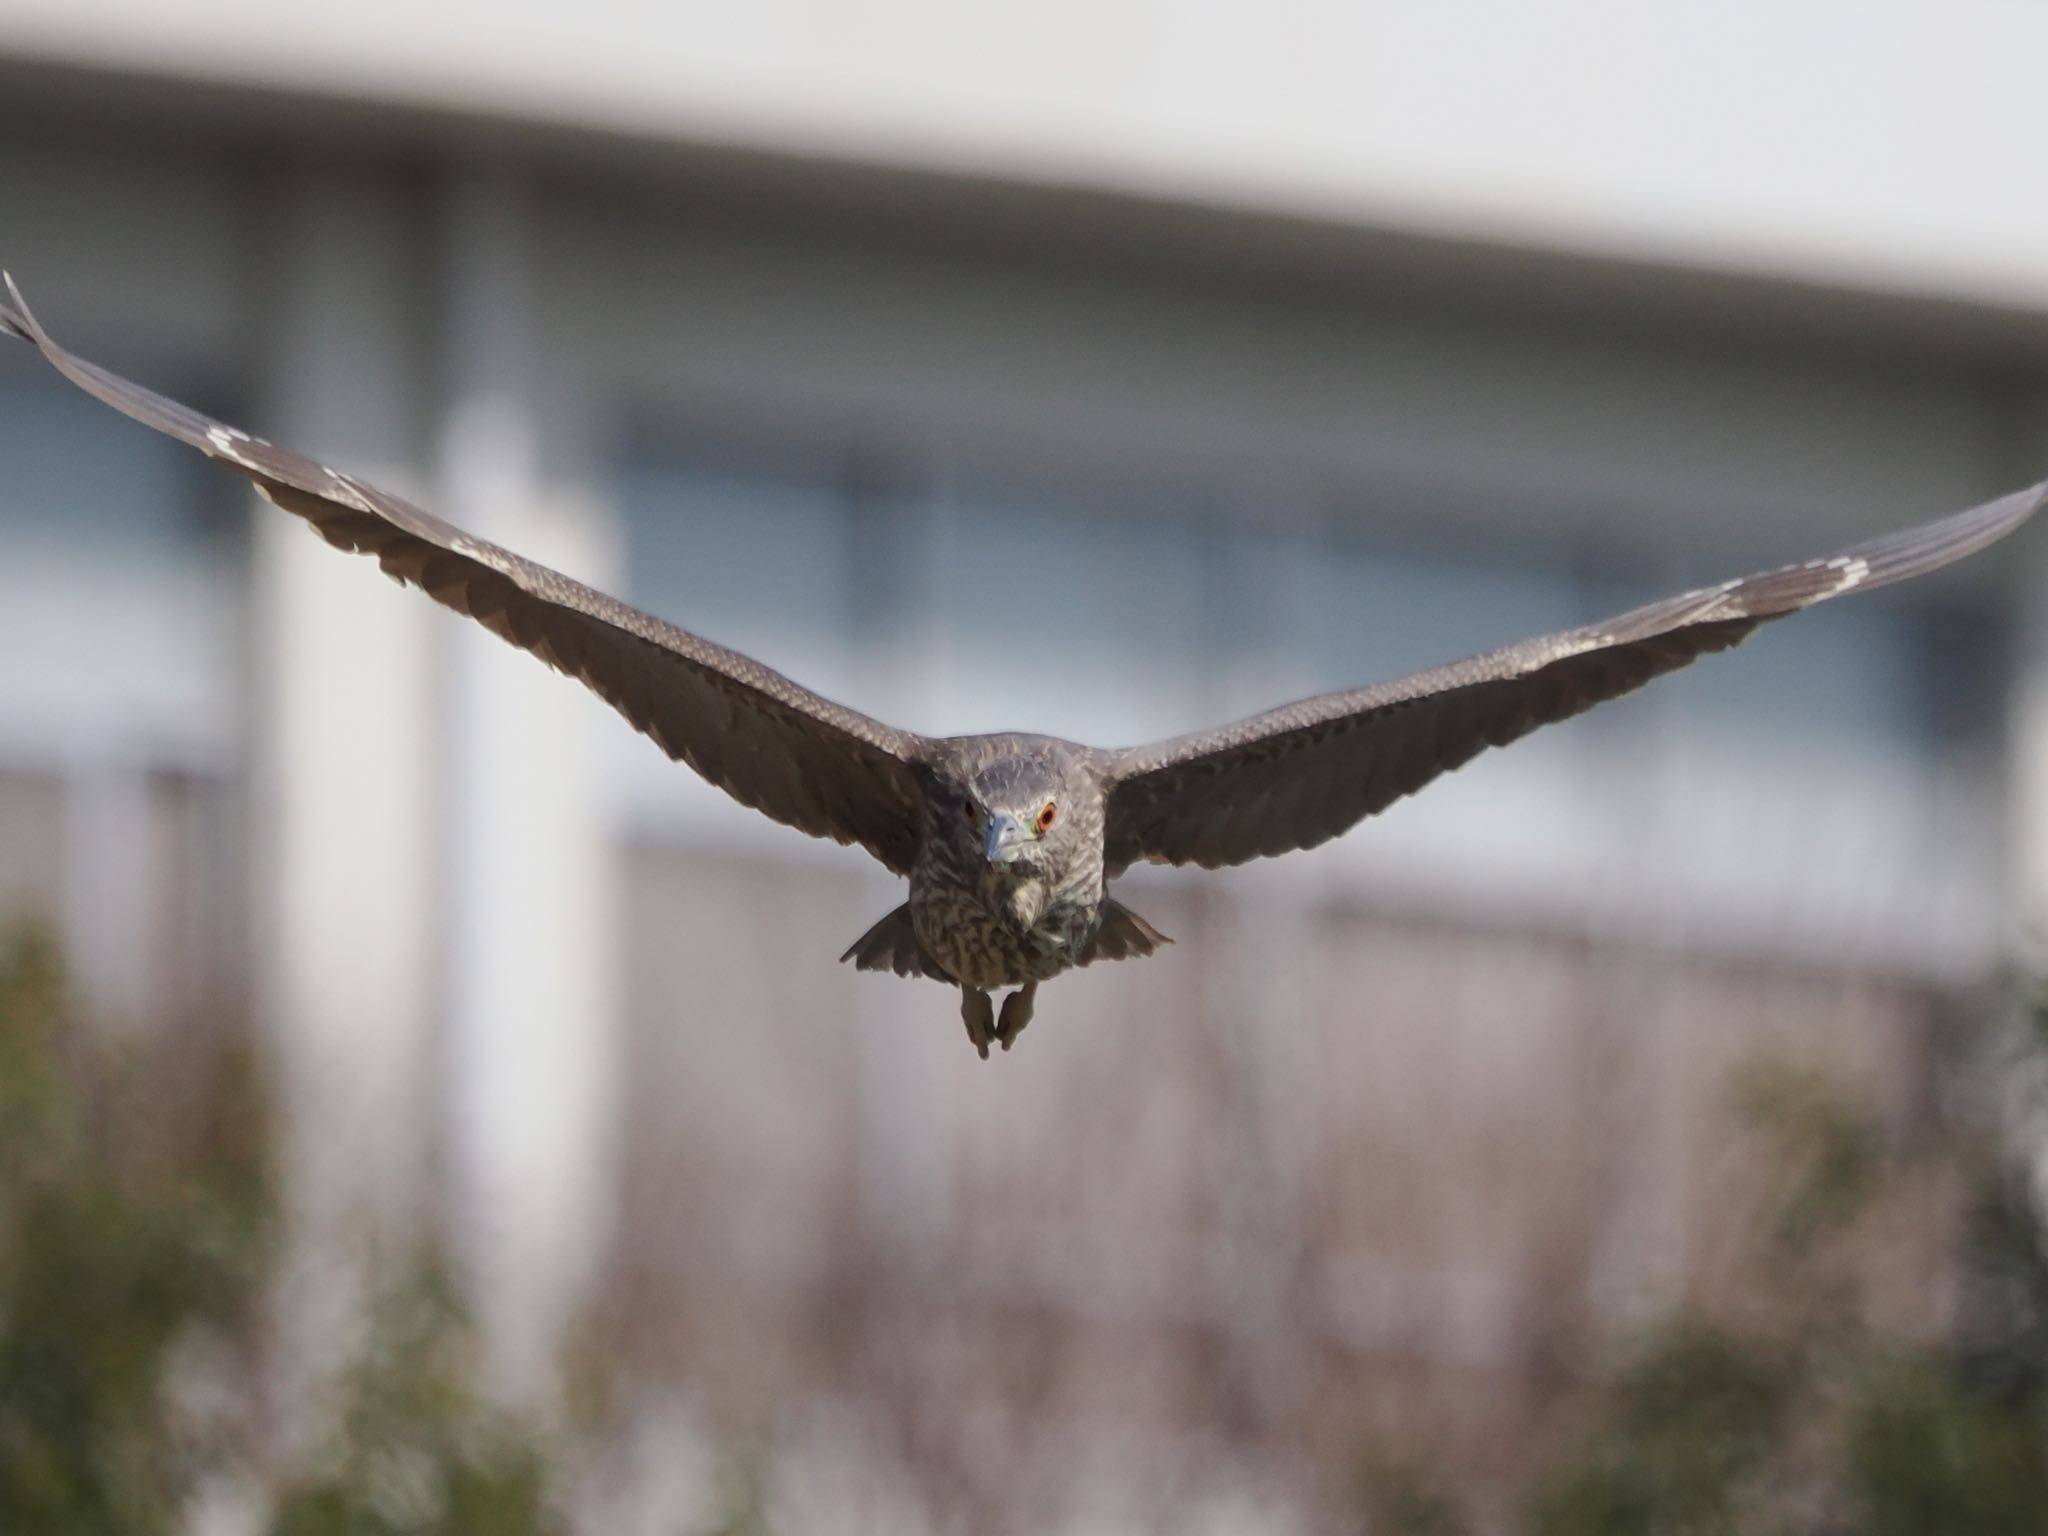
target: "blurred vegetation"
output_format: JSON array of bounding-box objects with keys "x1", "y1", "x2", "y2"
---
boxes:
[
  {"x1": 14, "y1": 908, "x2": 2048, "y2": 1536},
  {"x1": 0, "y1": 927, "x2": 268, "y2": 1533},
  {"x1": 1519, "y1": 999, "x2": 2048, "y2": 1536},
  {"x1": 0, "y1": 926, "x2": 561, "y2": 1536},
  {"x1": 1350, "y1": 983, "x2": 2048, "y2": 1536},
  {"x1": 1358, "y1": 1454, "x2": 1471, "y2": 1536},
  {"x1": 268, "y1": 1270, "x2": 561, "y2": 1536}
]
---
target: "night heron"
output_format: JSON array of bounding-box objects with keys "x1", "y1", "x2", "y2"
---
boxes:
[{"x1": 5, "y1": 276, "x2": 2041, "y2": 1058}]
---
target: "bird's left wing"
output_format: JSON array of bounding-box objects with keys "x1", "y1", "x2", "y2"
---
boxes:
[
  {"x1": 1097, "y1": 481, "x2": 2046, "y2": 874},
  {"x1": 1, "y1": 277, "x2": 932, "y2": 873}
]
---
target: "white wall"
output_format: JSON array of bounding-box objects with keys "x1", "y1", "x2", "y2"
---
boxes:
[{"x1": 2, "y1": 1, "x2": 2047, "y2": 312}]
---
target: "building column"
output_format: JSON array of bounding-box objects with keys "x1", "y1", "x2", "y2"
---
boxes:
[
  {"x1": 251, "y1": 172, "x2": 440, "y2": 1441},
  {"x1": 438, "y1": 168, "x2": 620, "y2": 1407}
]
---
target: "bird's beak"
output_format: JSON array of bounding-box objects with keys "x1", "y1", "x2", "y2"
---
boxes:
[{"x1": 985, "y1": 812, "x2": 1033, "y2": 864}]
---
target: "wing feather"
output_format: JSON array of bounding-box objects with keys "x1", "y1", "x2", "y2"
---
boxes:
[
  {"x1": 2, "y1": 276, "x2": 931, "y2": 873},
  {"x1": 1099, "y1": 481, "x2": 2046, "y2": 873}
]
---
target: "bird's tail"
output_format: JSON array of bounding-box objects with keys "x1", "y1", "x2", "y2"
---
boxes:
[
  {"x1": 1083, "y1": 899, "x2": 1172, "y2": 965},
  {"x1": 840, "y1": 905, "x2": 950, "y2": 982}
]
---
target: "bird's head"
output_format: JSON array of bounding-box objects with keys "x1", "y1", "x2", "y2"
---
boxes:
[{"x1": 952, "y1": 747, "x2": 1092, "y2": 873}]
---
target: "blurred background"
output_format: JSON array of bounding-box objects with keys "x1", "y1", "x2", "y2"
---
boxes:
[{"x1": 2, "y1": 3, "x2": 2048, "y2": 1531}]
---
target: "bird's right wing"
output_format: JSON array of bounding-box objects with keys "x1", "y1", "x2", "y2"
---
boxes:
[
  {"x1": 1097, "y1": 480, "x2": 2046, "y2": 874},
  {"x1": 2, "y1": 277, "x2": 932, "y2": 874}
]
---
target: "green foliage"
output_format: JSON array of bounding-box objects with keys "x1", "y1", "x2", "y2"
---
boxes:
[
  {"x1": 1952, "y1": 1168, "x2": 2048, "y2": 1409},
  {"x1": 1527, "y1": 1021, "x2": 2048, "y2": 1536},
  {"x1": 270, "y1": 1272, "x2": 562, "y2": 1536},
  {"x1": 1527, "y1": 1324, "x2": 1794, "y2": 1536},
  {"x1": 21, "y1": 908, "x2": 2048, "y2": 1536},
  {"x1": 1729, "y1": 1058, "x2": 1882, "y2": 1260},
  {"x1": 0, "y1": 927, "x2": 563, "y2": 1536},
  {"x1": 1356, "y1": 1455, "x2": 1469, "y2": 1536},
  {"x1": 697, "y1": 1442, "x2": 774, "y2": 1536},
  {"x1": 0, "y1": 927, "x2": 271, "y2": 1535},
  {"x1": 1847, "y1": 1355, "x2": 2048, "y2": 1536}
]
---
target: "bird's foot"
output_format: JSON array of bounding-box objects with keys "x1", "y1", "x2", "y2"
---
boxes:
[
  {"x1": 960, "y1": 988, "x2": 995, "y2": 1060},
  {"x1": 995, "y1": 983, "x2": 1037, "y2": 1053}
]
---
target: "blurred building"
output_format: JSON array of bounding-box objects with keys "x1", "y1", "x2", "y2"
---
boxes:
[{"x1": 2, "y1": 4, "x2": 2047, "y2": 1529}]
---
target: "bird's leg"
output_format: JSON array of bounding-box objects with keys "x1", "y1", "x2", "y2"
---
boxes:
[
  {"x1": 960, "y1": 987, "x2": 995, "y2": 1060},
  {"x1": 995, "y1": 982, "x2": 1037, "y2": 1052}
]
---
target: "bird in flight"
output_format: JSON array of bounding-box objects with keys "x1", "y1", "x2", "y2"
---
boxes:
[{"x1": 4, "y1": 276, "x2": 2042, "y2": 1058}]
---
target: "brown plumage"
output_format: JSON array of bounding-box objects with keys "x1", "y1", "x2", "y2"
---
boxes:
[{"x1": 5, "y1": 275, "x2": 2043, "y2": 1058}]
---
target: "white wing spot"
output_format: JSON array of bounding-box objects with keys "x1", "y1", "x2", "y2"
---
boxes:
[
  {"x1": 1681, "y1": 577, "x2": 1750, "y2": 622},
  {"x1": 323, "y1": 469, "x2": 375, "y2": 511},
  {"x1": 1825, "y1": 554, "x2": 1871, "y2": 591},
  {"x1": 1546, "y1": 631, "x2": 1614, "y2": 662},
  {"x1": 203, "y1": 423, "x2": 274, "y2": 469}
]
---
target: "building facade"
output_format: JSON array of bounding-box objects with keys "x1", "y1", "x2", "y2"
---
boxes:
[{"x1": 2, "y1": 8, "x2": 2047, "y2": 1527}]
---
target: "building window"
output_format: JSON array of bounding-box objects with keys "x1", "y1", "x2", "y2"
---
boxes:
[
  {"x1": 0, "y1": 369, "x2": 247, "y2": 1024},
  {"x1": 610, "y1": 437, "x2": 1999, "y2": 968}
]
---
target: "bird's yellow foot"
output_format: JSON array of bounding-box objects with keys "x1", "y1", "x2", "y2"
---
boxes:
[
  {"x1": 961, "y1": 988, "x2": 995, "y2": 1060},
  {"x1": 995, "y1": 983, "x2": 1037, "y2": 1052}
]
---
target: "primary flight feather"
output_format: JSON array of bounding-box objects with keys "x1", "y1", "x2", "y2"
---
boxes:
[{"x1": 5, "y1": 274, "x2": 2041, "y2": 1058}]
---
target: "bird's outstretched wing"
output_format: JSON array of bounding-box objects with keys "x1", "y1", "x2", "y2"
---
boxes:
[
  {"x1": 1099, "y1": 480, "x2": 2046, "y2": 874},
  {"x1": 1, "y1": 276, "x2": 931, "y2": 873}
]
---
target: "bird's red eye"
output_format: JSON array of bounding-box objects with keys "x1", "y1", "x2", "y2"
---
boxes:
[{"x1": 1038, "y1": 801, "x2": 1058, "y2": 831}]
